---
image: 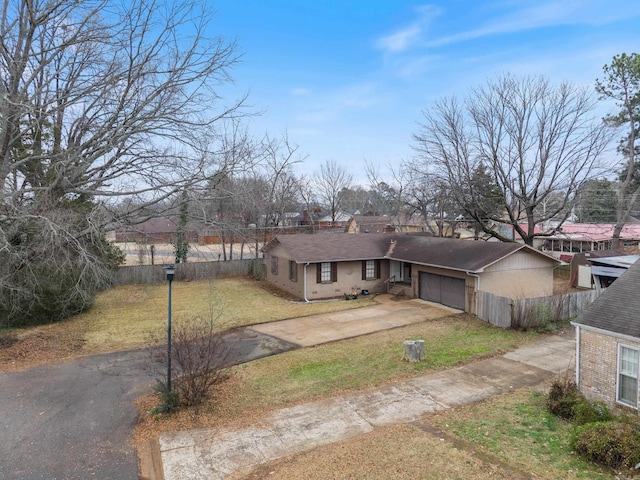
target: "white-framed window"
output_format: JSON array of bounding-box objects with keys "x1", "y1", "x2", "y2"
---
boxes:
[
  {"x1": 320, "y1": 262, "x2": 332, "y2": 282},
  {"x1": 617, "y1": 344, "x2": 639, "y2": 408},
  {"x1": 317, "y1": 262, "x2": 337, "y2": 283},
  {"x1": 362, "y1": 259, "x2": 380, "y2": 280},
  {"x1": 365, "y1": 260, "x2": 376, "y2": 279}
]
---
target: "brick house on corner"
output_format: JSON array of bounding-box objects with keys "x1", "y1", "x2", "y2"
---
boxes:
[{"x1": 571, "y1": 257, "x2": 640, "y2": 410}]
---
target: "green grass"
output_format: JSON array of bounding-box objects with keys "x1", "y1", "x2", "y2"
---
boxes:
[
  {"x1": 435, "y1": 390, "x2": 615, "y2": 479},
  {"x1": 219, "y1": 315, "x2": 538, "y2": 413}
]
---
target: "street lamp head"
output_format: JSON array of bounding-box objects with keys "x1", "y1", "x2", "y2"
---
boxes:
[{"x1": 163, "y1": 264, "x2": 176, "y2": 281}]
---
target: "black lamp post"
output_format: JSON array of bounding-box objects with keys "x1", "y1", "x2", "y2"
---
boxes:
[{"x1": 163, "y1": 264, "x2": 176, "y2": 391}]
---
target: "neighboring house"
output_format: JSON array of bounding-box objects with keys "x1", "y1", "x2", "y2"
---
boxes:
[
  {"x1": 315, "y1": 212, "x2": 352, "y2": 231},
  {"x1": 114, "y1": 217, "x2": 199, "y2": 244},
  {"x1": 346, "y1": 215, "x2": 396, "y2": 234},
  {"x1": 540, "y1": 223, "x2": 640, "y2": 256},
  {"x1": 571, "y1": 258, "x2": 640, "y2": 410},
  {"x1": 391, "y1": 213, "x2": 427, "y2": 233},
  {"x1": 262, "y1": 233, "x2": 560, "y2": 313}
]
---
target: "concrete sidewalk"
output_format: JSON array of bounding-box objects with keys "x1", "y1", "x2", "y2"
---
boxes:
[{"x1": 153, "y1": 330, "x2": 575, "y2": 480}]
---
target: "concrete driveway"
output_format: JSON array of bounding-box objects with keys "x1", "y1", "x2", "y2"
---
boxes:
[{"x1": 250, "y1": 298, "x2": 461, "y2": 347}]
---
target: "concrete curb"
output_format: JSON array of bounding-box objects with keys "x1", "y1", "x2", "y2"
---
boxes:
[{"x1": 138, "y1": 439, "x2": 164, "y2": 480}]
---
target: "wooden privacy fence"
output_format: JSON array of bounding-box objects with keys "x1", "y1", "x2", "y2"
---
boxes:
[
  {"x1": 114, "y1": 259, "x2": 265, "y2": 285},
  {"x1": 477, "y1": 289, "x2": 600, "y2": 329}
]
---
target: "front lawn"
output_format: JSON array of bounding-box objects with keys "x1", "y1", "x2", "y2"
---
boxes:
[
  {"x1": 0, "y1": 276, "x2": 375, "y2": 371},
  {"x1": 220, "y1": 389, "x2": 613, "y2": 480},
  {"x1": 134, "y1": 314, "x2": 540, "y2": 442}
]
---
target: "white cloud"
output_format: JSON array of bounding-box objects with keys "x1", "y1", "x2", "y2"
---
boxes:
[
  {"x1": 376, "y1": 4, "x2": 442, "y2": 53},
  {"x1": 377, "y1": 24, "x2": 422, "y2": 53},
  {"x1": 290, "y1": 87, "x2": 311, "y2": 96},
  {"x1": 426, "y1": 1, "x2": 640, "y2": 48}
]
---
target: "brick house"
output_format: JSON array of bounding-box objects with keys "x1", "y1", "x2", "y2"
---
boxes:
[
  {"x1": 345, "y1": 215, "x2": 396, "y2": 234},
  {"x1": 262, "y1": 232, "x2": 559, "y2": 313},
  {"x1": 571, "y1": 258, "x2": 640, "y2": 410}
]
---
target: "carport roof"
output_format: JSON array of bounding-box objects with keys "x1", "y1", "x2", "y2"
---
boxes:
[
  {"x1": 572, "y1": 257, "x2": 640, "y2": 339},
  {"x1": 264, "y1": 233, "x2": 558, "y2": 273}
]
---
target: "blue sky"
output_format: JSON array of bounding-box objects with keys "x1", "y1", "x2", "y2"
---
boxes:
[{"x1": 211, "y1": 1, "x2": 640, "y2": 182}]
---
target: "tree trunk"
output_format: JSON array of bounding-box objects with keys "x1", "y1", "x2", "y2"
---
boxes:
[{"x1": 404, "y1": 340, "x2": 425, "y2": 362}]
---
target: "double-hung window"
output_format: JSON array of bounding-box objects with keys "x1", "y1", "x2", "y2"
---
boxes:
[
  {"x1": 289, "y1": 261, "x2": 297, "y2": 282},
  {"x1": 317, "y1": 262, "x2": 337, "y2": 283},
  {"x1": 362, "y1": 260, "x2": 380, "y2": 280},
  {"x1": 618, "y1": 344, "x2": 639, "y2": 408}
]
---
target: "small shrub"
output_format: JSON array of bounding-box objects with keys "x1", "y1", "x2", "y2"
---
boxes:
[
  {"x1": 150, "y1": 310, "x2": 227, "y2": 411},
  {"x1": 546, "y1": 378, "x2": 581, "y2": 419},
  {"x1": 151, "y1": 379, "x2": 180, "y2": 415},
  {"x1": 572, "y1": 399, "x2": 612, "y2": 426},
  {"x1": 172, "y1": 313, "x2": 226, "y2": 408},
  {"x1": 572, "y1": 421, "x2": 640, "y2": 469}
]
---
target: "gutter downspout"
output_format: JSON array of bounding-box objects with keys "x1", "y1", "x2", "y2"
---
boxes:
[
  {"x1": 466, "y1": 271, "x2": 480, "y2": 315},
  {"x1": 303, "y1": 263, "x2": 310, "y2": 303},
  {"x1": 575, "y1": 325, "x2": 580, "y2": 386}
]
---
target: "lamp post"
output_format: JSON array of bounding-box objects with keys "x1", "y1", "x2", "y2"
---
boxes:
[{"x1": 163, "y1": 264, "x2": 176, "y2": 391}]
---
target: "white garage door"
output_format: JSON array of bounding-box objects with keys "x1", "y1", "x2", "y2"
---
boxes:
[{"x1": 419, "y1": 272, "x2": 466, "y2": 310}]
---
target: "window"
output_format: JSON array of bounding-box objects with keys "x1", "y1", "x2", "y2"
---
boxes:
[
  {"x1": 270, "y1": 255, "x2": 278, "y2": 275},
  {"x1": 618, "y1": 344, "x2": 639, "y2": 408},
  {"x1": 362, "y1": 260, "x2": 380, "y2": 280},
  {"x1": 289, "y1": 261, "x2": 297, "y2": 282},
  {"x1": 316, "y1": 262, "x2": 337, "y2": 283}
]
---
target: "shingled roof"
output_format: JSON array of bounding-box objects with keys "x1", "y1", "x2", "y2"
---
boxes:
[
  {"x1": 264, "y1": 233, "x2": 557, "y2": 273},
  {"x1": 573, "y1": 257, "x2": 640, "y2": 338},
  {"x1": 264, "y1": 233, "x2": 393, "y2": 263}
]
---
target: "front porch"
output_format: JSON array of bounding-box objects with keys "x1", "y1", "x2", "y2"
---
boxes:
[{"x1": 386, "y1": 260, "x2": 413, "y2": 297}]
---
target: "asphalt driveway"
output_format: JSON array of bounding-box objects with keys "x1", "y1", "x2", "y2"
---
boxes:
[{"x1": 0, "y1": 330, "x2": 297, "y2": 480}]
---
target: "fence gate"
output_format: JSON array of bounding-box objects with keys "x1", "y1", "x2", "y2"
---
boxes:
[{"x1": 477, "y1": 291, "x2": 512, "y2": 328}]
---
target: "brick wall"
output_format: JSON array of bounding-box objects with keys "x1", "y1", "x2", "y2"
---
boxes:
[{"x1": 578, "y1": 329, "x2": 640, "y2": 409}]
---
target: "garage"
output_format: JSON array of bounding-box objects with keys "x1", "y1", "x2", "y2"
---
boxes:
[{"x1": 419, "y1": 272, "x2": 465, "y2": 310}]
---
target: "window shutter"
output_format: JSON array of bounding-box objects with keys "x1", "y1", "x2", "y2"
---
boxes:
[
  {"x1": 375, "y1": 259, "x2": 381, "y2": 279},
  {"x1": 316, "y1": 263, "x2": 321, "y2": 283},
  {"x1": 361, "y1": 261, "x2": 366, "y2": 280},
  {"x1": 331, "y1": 262, "x2": 337, "y2": 282}
]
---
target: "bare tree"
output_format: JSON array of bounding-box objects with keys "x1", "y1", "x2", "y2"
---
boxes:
[
  {"x1": 0, "y1": 0, "x2": 247, "y2": 325},
  {"x1": 298, "y1": 175, "x2": 319, "y2": 232},
  {"x1": 365, "y1": 160, "x2": 412, "y2": 222},
  {"x1": 402, "y1": 167, "x2": 459, "y2": 237},
  {"x1": 596, "y1": 53, "x2": 640, "y2": 247},
  {"x1": 313, "y1": 160, "x2": 354, "y2": 221},
  {"x1": 414, "y1": 75, "x2": 609, "y2": 245},
  {"x1": 256, "y1": 133, "x2": 305, "y2": 231}
]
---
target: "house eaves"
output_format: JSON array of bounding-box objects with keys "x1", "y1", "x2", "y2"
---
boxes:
[
  {"x1": 383, "y1": 235, "x2": 552, "y2": 273},
  {"x1": 265, "y1": 233, "x2": 560, "y2": 272}
]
